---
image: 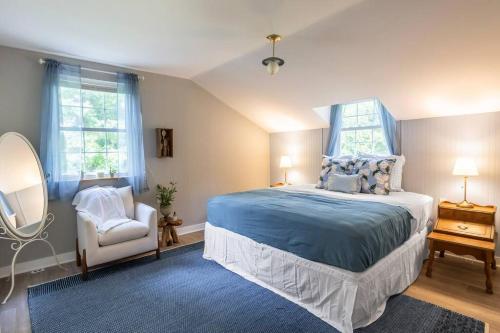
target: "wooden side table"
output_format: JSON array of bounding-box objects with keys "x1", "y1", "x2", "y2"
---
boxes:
[
  {"x1": 426, "y1": 201, "x2": 497, "y2": 294},
  {"x1": 158, "y1": 218, "x2": 183, "y2": 247}
]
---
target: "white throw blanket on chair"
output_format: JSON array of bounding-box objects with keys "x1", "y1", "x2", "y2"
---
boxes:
[{"x1": 74, "y1": 187, "x2": 132, "y2": 234}]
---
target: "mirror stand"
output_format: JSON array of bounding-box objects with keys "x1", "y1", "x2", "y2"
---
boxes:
[{"x1": 0, "y1": 213, "x2": 66, "y2": 304}]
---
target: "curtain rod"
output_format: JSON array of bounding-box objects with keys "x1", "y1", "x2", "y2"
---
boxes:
[{"x1": 38, "y1": 59, "x2": 145, "y2": 81}]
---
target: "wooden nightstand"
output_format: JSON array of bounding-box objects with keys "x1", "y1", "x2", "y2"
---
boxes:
[
  {"x1": 270, "y1": 182, "x2": 287, "y2": 187},
  {"x1": 426, "y1": 201, "x2": 497, "y2": 294}
]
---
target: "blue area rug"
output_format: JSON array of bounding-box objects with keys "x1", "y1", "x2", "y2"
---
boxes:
[{"x1": 28, "y1": 242, "x2": 485, "y2": 333}]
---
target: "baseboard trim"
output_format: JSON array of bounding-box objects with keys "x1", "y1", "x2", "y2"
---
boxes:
[
  {"x1": 0, "y1": 222, "x2": 206, "y2": 279},
  {"x1": 176, "y1": 222, "x2": 205, "y2": 236},
  {"x1": 0, "y1": 251, "x2": 75, "y2": 279}
]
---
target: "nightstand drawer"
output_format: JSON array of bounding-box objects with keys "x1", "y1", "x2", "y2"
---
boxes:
[
  {"x1": 435, "y1": 218, "x2": 495, "y2": 241},
  {"x1": 438, "y1": 207, "x2": 495, "y2": 225}
]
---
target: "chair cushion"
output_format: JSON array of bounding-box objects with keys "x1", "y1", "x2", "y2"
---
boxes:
[{"x1": 98, "y1": 220, "x2": 149, "y2": 246}]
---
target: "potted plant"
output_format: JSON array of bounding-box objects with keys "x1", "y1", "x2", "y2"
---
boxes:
[
  {"x1": 109, "y1": 166, "x2": 117, "y2": 178},
  {"x1": 156, "y1": 182, "x2": 177, "y2": 218}
]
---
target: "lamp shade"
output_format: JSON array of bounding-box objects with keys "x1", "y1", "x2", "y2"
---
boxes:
[
  {"x1": 279, "y1": 155, "x2": 292, "y2": 168},
  {"x1": 452, "y1": 158, "x2": 478, "y2": 176}
]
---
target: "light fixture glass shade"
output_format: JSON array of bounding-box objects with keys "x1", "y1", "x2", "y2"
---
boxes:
[
  {"x1": 280, "y1": 155, "x2": 292, "y2": 168},
  {"x1": 452, "y1": 158, "x2": 478, "y2": 176},
  {"x1": 267, "y1": 61, "x2": 280, "y2": 75}
]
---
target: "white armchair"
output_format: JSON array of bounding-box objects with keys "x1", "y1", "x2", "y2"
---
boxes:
[{"x1": 75, "y1": 187, "x2": 159, "y2": 280}]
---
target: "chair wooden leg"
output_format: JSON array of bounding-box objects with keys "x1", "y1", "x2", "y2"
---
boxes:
[
  {"x1": 439, "y1": 250, "x2": 445, "y2": 258},
  {"x1": 76, "y1": 238, "x2": 81, "y2": 267},
  {"x1": 493, "y1": 255, "x2": 497, "y2": 270},
  {"x1": 81, "y1": 249, "x2": 88, "y2": 281},
  {"x1": 156, "y1": 240, "x2": 161, "y2": 260}
]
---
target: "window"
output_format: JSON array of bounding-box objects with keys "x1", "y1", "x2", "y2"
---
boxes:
[
  {"x1": 59, "y1": 78, "x2": 128, "y2": 179},
  {"x1": 339, "y1": 99, "x2": 389, "y2": 156}
]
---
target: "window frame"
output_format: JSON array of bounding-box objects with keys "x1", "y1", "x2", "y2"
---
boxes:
[
  {"x1": 339, "y1": 99, "x2": 389, "y2": 156},
  {"x1": 58, "y1": 79, "x2": 128, "y2": 180}
]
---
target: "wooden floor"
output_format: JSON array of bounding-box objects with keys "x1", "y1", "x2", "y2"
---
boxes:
[{"x1": 0, "y1": 231, "x2": 498, "y2": 333}]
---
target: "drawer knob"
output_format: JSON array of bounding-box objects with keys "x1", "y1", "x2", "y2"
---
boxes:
[{"x1": 458, "y1": 224, "x2": 468, "y2": 230}]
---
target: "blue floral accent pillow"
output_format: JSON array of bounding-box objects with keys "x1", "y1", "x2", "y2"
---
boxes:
[
  {"x1": 316, "y1": 157, "x2": 357, "y2": 189},
  {"x1": 353, "y1": 158, "x2": 396, "y2": 195}
]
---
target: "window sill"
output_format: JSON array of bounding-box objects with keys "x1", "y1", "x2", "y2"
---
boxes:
[
  {"x1": 58, "y1": 175, "x2": 129, "y2": 183},
  {"x1": 80, "y1": 176, "x2": 126, "y2": 183}
]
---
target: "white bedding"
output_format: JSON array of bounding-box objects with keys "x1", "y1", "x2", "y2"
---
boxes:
[
  {"x1": 275, "y1": 184, "x2": 434, "y2": 235},
  {"x1": 204, "y1": 223, "x2": 428, "y2": 333}
]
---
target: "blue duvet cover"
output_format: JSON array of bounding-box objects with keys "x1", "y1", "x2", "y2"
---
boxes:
[{"x1": 207, "y1": 189, "x2": 413, "y2": 272}]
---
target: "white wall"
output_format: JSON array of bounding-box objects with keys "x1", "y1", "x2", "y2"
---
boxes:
[{"x1": 0, "y1": 45, "x2": 270, "y2": 267}]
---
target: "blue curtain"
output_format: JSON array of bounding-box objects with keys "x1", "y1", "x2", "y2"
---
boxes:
[
  {"x1": 376, "y1": 99, "x2": 400, "y2": 155},
  {"x1": 40, "y1": 59, "x2": 81, "y2": 200},
  {"x1": 117, "y1": 73, "x2": 149, "y2": 194},
  {"x1": 325, "y1": 104, "x2": 343, "y2": 156}
]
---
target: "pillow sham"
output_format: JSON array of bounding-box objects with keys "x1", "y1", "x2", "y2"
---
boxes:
[
  {"x1": 359, "y1": 153, "x2": 405, "y2": 191},
  {"x1": 316, "y1": 157, "x2": 357, "y2": 189},
  {"x1": 327, "y1": 174, "x2": 361, "y2": 194},
  {"x1": 353, "y1": 158, "x2": 396, "y2": 195}
]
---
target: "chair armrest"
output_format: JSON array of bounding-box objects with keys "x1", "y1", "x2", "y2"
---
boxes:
[
  {"x1": 135, "y1": 202, "x2": 158, "y2": 237},
  {"x1": 76, "y1": 212, "x2": 99, "y2": 256}
]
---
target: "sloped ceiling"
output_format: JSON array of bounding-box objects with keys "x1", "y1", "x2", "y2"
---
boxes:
[{"x1": 1, "y1": 0, "x2": 499, "y2": 132}]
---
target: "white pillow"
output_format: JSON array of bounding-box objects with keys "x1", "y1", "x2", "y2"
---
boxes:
[
  {"x1": 359, "y1": 154, "x2": 405, "y2": 191},
  {"x1": 115, "y1": 186, "x2": 135, "y2": 219}
]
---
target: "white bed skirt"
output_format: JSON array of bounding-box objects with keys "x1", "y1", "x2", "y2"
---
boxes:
[{"x1": 203, "y1": 222, "x2": 428, "y2": 333}]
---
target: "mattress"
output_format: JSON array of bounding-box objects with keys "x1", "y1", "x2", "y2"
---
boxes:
[{"x1": 207, "y1": 185, "x2": 433, "y2": 272}]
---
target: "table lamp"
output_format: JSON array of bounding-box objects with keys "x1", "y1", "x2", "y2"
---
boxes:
[
  {"x1": 279, "y1": 155, "x2": 292, "y2": 184},
  {"x1": 452, "y1": 158, "x2": 478, "y2": 208}
]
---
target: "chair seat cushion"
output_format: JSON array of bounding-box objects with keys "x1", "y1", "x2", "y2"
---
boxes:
[{"x1": 98, "y1": 220, "x2": 150, "y2": 247}]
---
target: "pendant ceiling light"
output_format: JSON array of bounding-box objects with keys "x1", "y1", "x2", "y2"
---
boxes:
[{"x1": 262, "y1": 34, "x2": 285, "y2": 75}]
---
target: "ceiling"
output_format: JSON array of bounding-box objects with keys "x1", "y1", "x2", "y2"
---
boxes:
[{"x1": 1, "y1": 0, "x2": 500, "y2": 132}]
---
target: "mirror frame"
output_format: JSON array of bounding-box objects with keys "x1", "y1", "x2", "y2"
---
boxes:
[{"x1": 0, "y1": 132, "x2": 48, "y2": 239}]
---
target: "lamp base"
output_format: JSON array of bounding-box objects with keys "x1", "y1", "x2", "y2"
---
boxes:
[{"x1": 456, "y1": 200, "x2": 474, "y2": 209}]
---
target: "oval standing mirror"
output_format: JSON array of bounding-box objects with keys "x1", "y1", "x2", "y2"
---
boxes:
[{"x1": 0, "y1": 132, "x2": 47, "y2": 239}]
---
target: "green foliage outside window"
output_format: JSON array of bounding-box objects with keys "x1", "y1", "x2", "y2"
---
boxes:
[{"x1": 339, "y1": 100, "x2": 389, "y2": 156}]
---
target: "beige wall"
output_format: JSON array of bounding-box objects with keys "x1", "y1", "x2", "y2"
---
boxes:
[
  {"x1": 270, "y1": 113, "x2": 500, "y2": 254},
  {"x1": 401, "y1": 112, "x2": 500, "y2": 256},
  {"x1": 0, "y1": 45, "x2": 269, "y2": 267},
  {"x1": 270, "y1": 128, "x2": 326, "y2": 185}
]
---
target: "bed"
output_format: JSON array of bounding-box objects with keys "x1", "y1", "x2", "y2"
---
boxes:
[{"x1": 203, "y1": 184, "x2": 433, "y2": 333}]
